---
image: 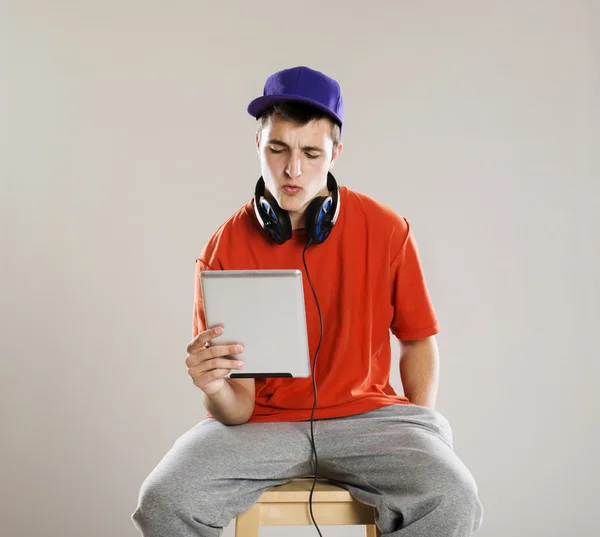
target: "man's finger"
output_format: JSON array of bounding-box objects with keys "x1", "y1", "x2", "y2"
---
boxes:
[{"x1": 187, "y1": 325, "x2": 224, "y2": 353}]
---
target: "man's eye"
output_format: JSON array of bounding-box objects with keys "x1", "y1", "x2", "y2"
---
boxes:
[{"x1": 268, "y1": 147, "x2": 319, "y2": 159}]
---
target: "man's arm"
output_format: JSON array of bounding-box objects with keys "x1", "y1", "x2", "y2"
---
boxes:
[
  {"x1": 399, "y1": 336, "x2": 440, "y2": 409},
  {"x1": 203, "y1": 378, "x2": 255, "y2": 426},
  {"x1": 204, "y1": 379, "x2": 254, "y2": 425}
]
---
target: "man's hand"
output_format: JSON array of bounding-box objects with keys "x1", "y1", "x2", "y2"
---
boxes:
[{"x1": 185, "y1": 326, "x2": 245, "y2": 396}]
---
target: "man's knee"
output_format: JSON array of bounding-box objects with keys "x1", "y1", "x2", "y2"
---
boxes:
[
  {"x1": 131, "y1": 471, "x2": 228, "y2": 534},
  {"x1": 132, "y1": 474, "x2": 178, "y2": 531},
  {"x1": 434, "y1": 457, "x2": 484, "y2": 530}
]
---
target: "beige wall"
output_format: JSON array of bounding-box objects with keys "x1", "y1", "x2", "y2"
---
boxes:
[{"x1": 2, "y1": 1, "x2": 598, "y2": 536}]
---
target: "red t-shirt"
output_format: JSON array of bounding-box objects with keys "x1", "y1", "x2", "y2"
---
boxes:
[{"x1": 193, "y1": 185, "x2": 439, "y2": 423}]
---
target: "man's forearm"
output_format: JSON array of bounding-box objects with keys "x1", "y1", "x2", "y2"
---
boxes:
[
  {"x1": 399, "y1": 336, "x2": 440, "y2": 409},
  {"x1": 203, "y1": 380, "x2": 254, "y2": 426}
]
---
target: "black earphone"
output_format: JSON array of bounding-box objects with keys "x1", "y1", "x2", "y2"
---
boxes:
[
  {"x1": 252, "y1": 172, "x2": 341, "y2": 537},
  {"x1": 252, "y1": 171, "x2": 341, "y2": 245}
]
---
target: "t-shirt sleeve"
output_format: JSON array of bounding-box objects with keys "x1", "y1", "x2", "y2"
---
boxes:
[{"x1": 389, "y1": 219, "x2": 440, "y2": 340}]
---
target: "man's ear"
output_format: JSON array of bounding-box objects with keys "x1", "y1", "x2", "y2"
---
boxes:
[
  {"x1": 329, "y1": 141, "x2": 343, "y2": 170},
  {"x1": 255, "y1": 131, "x2": 261, "y2": 155}
]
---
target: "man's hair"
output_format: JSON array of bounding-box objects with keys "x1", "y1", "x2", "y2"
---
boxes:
[{"x1": 256, "y1": 101, "x2": 341, "y2": 153}]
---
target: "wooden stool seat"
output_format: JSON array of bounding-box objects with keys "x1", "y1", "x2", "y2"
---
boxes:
[{"x1": 235, "y1": 477, "x2": 382, "y2": 536}]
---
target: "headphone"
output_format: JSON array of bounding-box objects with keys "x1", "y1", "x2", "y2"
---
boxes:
[{"x1": 253, "y1": 172, "x2": 341, "y2": 245}]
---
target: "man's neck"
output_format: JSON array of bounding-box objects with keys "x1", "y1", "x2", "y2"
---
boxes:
[{"x1": 290, "y1": 212, "x2": 305, "y2": 231}]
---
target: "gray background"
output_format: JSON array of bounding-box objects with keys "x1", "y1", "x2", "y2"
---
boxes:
[{"x1": 2, "y1": 1, "x2": 598, "y2": 536}]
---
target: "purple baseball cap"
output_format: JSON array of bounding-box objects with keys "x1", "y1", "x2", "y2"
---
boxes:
[{"x1": 247, "y1": 66, "x2": 344, "y2": 132}]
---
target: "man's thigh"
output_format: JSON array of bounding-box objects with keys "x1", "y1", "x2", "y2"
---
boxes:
[
  {"x1": 313, "y1": 404, "x2": 483, "y2": 533},
  {"x1": 135, "y1": 417, "x2": 316, "y2": 527},
  {"x1": 314, "y1": 404, "x2": 465, "y2": 492},
  {"x1": 146, "y1": 417, "x2": 316, "y2": 482}
]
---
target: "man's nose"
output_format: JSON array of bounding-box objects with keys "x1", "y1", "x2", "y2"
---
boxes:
[{"x1": 285, "y1": 154, "x2": 302, "y2": 179}]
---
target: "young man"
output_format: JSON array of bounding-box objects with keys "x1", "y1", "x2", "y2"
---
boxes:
[{"x1": 132, "y1": 66, "x2": 484, "y2": 536}]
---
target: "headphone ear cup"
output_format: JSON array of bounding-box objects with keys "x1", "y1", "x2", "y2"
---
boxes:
[
  {"x1": 305, "y1": 195, "x2": 335, "y2": 244},
  {"x1": 258, "y1": 197, "x2": 293, "y2": 244}
]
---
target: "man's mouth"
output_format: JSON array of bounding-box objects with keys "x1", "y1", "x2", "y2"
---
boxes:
[{"x1": 282, "y1": 185, "x2": 301, "y2": 195}]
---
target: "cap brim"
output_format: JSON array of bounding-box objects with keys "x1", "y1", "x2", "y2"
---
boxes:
[{"x1": 247, "y1": 94, "x2": 342, "y2": 127}]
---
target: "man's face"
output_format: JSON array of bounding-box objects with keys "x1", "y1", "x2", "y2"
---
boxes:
[{"x1": 256, "y1": 116, "x2": 343, "y2": 229}]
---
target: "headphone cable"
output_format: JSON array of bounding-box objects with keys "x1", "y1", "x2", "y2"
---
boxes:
[{"x1": 302, "y1": 238, "x2": 323, "y2": 537}]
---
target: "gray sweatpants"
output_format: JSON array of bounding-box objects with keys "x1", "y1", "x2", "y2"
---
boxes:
[{"x1": 132, "y1": 404, "x2": 483, "y2": 536}]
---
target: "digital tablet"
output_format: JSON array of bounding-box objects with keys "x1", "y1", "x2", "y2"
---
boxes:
[{"x1": 199, "y1": 269, "x2": 311, "y2": 378}]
